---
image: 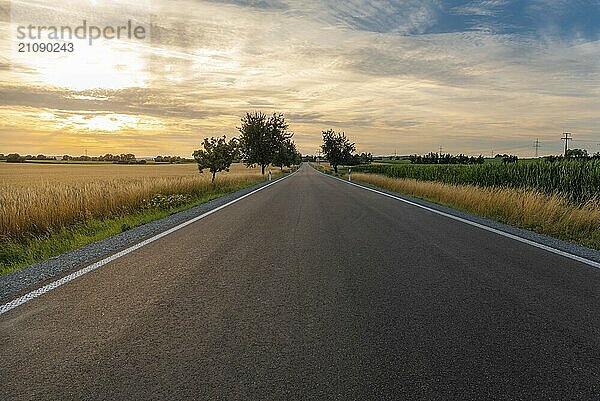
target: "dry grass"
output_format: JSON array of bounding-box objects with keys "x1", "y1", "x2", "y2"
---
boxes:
[
  {"x1": 353, "y1": 173, "x2": 600, "y2": 249},
  {"x1": 0, "y1": 163, "x2": 266, "y2": 241}
]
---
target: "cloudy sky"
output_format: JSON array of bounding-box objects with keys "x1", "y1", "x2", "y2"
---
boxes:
[{"x1": 0, "y1": 0, "x2": 598, "y2": 157}]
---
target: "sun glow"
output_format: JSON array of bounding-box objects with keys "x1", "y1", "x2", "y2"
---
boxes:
[
  {"x1": 9, "y1": 0, "x2": 152, "y2": 91},
  {"x1": 35, "y1": 41, "x2": 149, "y2": 91},
  {"x1": 60, "y1": 114, "x2": 140, "y2": 131}
]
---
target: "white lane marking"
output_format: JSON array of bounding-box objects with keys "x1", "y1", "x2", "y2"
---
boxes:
[
  {"x1": 313, "y1": 166, "x2": 600, "y2": 269},
  {"x1": 0, "y1": 168, "x2": 301, "y2": 316}
]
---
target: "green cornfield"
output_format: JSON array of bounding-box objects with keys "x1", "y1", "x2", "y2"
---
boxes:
[{"x1": 352, "y1": 160, "x2": 600, "y2": 204}]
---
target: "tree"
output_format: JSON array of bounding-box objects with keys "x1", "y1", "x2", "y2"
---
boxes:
[
  {"x1": 238, "y1": 111, "x2": 292, "y2": 175},
  {"x1": 293, "y1": 149, "x2": 303, "y2": 165},
  {"x1": 273, "y1": 139, "x2": 300, "y2": 171},
  {"x1": 193, "y1": 136, "x2": 239, "y2": 183},
  {"x1": 6, "y1": 153, "x2": 24, "y2": 163},
  {"x1": 321, "y1": 129, "x2": 355, "y2": 173},
  {"x1": 347, "y1": 152, "x2": 374, "y2": 165},
  {"x1": 566, "y1": 148, "x2": 588, "y2": 159}
]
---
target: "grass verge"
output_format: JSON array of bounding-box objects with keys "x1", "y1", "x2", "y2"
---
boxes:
[
  {"x1": 351, "y1": 173, "x2": 600, "y2": 250},
  {"x1": 0, "y1": 178, "x2": 266, "y2": 276}
]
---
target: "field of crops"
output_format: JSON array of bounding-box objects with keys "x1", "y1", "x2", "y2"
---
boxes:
[
  {"x1": 0, "y1": 163, "x2": 265, "y2": 242},
  {"x1": 352, "y1": 160, "x2": 600, "y2": 204}
]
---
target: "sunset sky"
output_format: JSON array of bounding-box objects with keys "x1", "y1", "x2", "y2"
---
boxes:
[{"x1": 0, "y1": 0, "x2": 598, "y2": 157}]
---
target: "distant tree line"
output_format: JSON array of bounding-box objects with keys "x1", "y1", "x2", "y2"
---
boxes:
[
  {"x1": 154, "y1": 155, "x2": 194, "y2": 164},
  {"x1": 348, "y1": 152, "x2": 374, "y2": 166},
  {"x1": 62, "y1": 154, "x2": 148, "y2": 164},
  {"x1": 409, "y1": 152, "x2": 485, "y2": 165},
  {"x1": 0, "y1": 153, "x2": 150, "y2": 164},
  {"x1": 1, "y1": 153, "x2": 57, "y2": 162},
  {"x1": 193, "y1": 112, "x2": 302, "y2": 182}
]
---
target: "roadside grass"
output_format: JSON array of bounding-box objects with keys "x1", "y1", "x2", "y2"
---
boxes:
[
  {"x1": 0, "y1": 163, "x2": 282, "y2": 275},
  {"x1": 352, "y1": 173, "x2": 600, "y2": 250},
  {"x1": 0, "y1": 188, "x2": 254, "y2": 276}
]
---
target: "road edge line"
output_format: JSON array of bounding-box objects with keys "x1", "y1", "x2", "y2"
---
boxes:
[
  {"x1": 313, "y1": 166, "x2": 600, "y2": 270},
  {"x1": 0, "y1": 167, "x2": 301, "y2": 316}
]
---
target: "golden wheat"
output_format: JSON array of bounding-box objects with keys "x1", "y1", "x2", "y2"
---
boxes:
[
  {"x1": 0, "y1": 163, "x2": 266, "y2": 240},
  {"x1": 352, "y1": 173, "x2": 600, "y2": 249}
]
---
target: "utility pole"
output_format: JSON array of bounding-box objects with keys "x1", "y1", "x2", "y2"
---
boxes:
[
  {"x1": 533, "y1": 138, "x2": 540, "y2": 158},
  {"x1": 562, "y1": 132, "x2": 572, "y2": 156},
  {"x1": 317, "y1": 149, "x2": 321, "y2": 165}
]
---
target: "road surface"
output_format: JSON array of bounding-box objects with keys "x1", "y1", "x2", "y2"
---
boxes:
[{"x1": 2, "y1": 164, "x2": 600, "y2": 400}]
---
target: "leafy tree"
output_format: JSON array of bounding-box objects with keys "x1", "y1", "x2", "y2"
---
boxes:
[
  {"x1": 193, "y1": 136, "x2": 239, "y2": 183},
  {"x1": 273, "y1": 139, "x2": 300, "y2": 171},
  {"x1": 6, "y1": 153, "x2": 24, "y2": 163},
  {"x1": 347, "y1": 152, "x2": 373, "y2": 165},
  {"x1": 321, "y1": 129, "x2": 355, "y2": 173},
  {"x1": 238, "y1": 111, "x2": 292, "y2": 175},
  {"x1": 566, "y1": 148, "x2": 588, "y2": 159},
  {"x1": 293, "y1": 149, "x2": 303, "y2": 165},
  {"x1": 502, "y1": 155, "x2": 518, "y2": 164}
]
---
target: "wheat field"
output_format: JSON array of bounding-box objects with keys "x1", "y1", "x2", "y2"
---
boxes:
[{"x1": 0, "y1": 163, "x2": 266, "y2": 241}]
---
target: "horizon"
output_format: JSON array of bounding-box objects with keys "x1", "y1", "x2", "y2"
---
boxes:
[
  {"x1": 0, "y1": 149, "x2": 585, "y2": 160},
  {"x1": 1, "y1": 1, "x2": 599, "y2": 157}
]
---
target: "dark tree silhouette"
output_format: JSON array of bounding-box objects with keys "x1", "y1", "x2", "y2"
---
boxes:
[
  {"x1": 193, "y1": 136, "x2": 239, "y2": 183},
  {"x1": 321, "y1": 129, "x2": 355, "y2": 173},
  {"x1": 273, "y1": 139, "x2": 301, "y2": 171},
  {"x1": 238, "y1": 111, "x2": 292, "y2": 175}
]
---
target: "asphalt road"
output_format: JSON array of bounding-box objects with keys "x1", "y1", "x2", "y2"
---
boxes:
[{"x1": 2, "y1": 164, "x2": 600, "y2": 400}]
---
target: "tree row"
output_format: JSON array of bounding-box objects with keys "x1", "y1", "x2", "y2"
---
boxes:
[{"x1": 193, "y1": 112, "x2": 302, "y2": 182}]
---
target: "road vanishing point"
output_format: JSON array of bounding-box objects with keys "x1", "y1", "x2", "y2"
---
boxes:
[{"x1": 2, "y1": 164, "x2": 600, "y2": 400}]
